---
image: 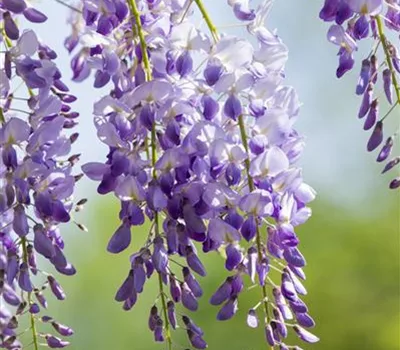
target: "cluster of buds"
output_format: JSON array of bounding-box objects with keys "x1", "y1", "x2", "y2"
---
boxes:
[{"x1": 319, "y1": 0, "x2": 400, "y2": 189}]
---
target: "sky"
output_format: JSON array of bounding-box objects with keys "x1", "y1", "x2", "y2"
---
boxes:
[{"x1": 30, "y1": 0, "x2": 399, "y2": 215}]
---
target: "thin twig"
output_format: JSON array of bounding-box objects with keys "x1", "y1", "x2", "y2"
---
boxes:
[{"x1": 54, "y1": 0, "x2": 82, "y2": 13}]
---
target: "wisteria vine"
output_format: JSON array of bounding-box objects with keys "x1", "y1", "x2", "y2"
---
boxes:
[
  {"x1": 319, "y1": 0, "x2": 400, "y2": 189},
  {"x1": 0, "y1": 0, "x2": 397, "y2": 349},
  {"x1": 0, "y1": 1, "x2": 85, "y2": 349},
  {"x1": 65, "y1": 0, "x2": 317, "y2": 349}
]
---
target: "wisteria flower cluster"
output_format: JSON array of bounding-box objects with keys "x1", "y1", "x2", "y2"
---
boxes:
[
  {"x1": 0, "y1": 1, "x2": 85, "y2": 349},
  {"x1": 3, "y1": 0, "x2": 394, "y2": 349},
  {"x1": 319, "y1": 0, "x2": 400, "y2": 189},
  {"x1": 63, "y1": 0, "x2": 318, "y2": 349}
]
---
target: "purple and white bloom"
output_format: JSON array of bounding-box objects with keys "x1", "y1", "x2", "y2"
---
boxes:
[
  {"x1": 63, "y1": 0, "x2": 318, "y2": 348},
  {"x1": 347, "y1": 0, "x2": 383, "y2": 15},
  {"x1": 319, "y1": 0, "x2": 400, "y2": 189},
  {"x1": 0, "y1": 4, "x2": 78, "y2": 348}
]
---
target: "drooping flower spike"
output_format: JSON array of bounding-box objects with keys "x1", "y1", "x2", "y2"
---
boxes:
[
  {"x1": 0, "y1": 0, "x2": 392, "y2": 348},
  {"x1": 65, "y1": 0, "x2": 317, "y2": 348},
  {"x1": 0, "y1": 2, "x2": 84, "y2": 349},
  {"x1": 319, "y1": 0, "x2": 400, "y2": 189}
]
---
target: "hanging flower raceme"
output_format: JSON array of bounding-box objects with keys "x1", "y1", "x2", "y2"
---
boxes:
[
  {"x1": 0, "y1": 3, "x2": 83, "y2": 349},
  {"x1": 66, "y1": 0, "x2": 317, "y2": 348},
  {"x1": 319, "y1": 0, "x2": 400, "y2": 189}
]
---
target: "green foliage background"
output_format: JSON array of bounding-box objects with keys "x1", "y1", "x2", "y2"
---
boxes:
[{"x1": 37, "y1": 194, "x2": 399, "y2": 350}]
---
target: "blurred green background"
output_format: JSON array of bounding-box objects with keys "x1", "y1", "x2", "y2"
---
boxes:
[
  {"x1": 34, "y1": 194, "x2": 399, "y2": 350},
  {"x1": 24, "y1": 1, "x2": 400, "y2": 349}
]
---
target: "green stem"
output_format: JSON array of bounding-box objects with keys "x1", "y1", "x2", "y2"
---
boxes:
[
  {"x1": 54, "y1": 0, "x2": 82, "y2": 13},
  {"x1": 151, "y1": 126, "x2": 157, "y2": 179},
  {"x1": 0, "y1": 25, "x2": 11, "y2": 125},
  {"x1": 1, "y1": 26, "x2": 12, "y2": 48},
  {"x1": 193, "y1": 2, "x2": 273, "y2": 348},
  {"x1": 126, "y1": 2, "x2": 171, "y2": 349},
  {"x1": 239, "y1": 114, "x2": 271, "y2": 325},
  {"x1": 21, "y1": 237, "x2": 39, "y2": 350},
  {"x1": 153, "y1": 210, "x2": 171, "y2": 348},
  {"x1": 0, "y1": 108, "x2": 5, "y2": 124},
  {"x1": 375, "y1": 16, "x2": 400, "y2": 105},
  {"x1": 126, "y1": 0, "x2": 152, "y2": 81},
  {"x1": 194, "y1": 0, "x2": 218, "y2": 42}
]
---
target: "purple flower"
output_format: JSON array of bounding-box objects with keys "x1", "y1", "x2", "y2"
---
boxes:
[
  {"x1": 169, "y1": 274, "x2": 181, "y2": 302},
  {"x1": 12, "y1": 204, "x2": 29, "y2": 237},
  {"x1": 0, "y1": 8, "x2": 80, "y2": 342},
  {"x1": 208, "y1": 218, "x2": 241, "y2": 245},
  {"x1": 354, "y1": 15, "x2": 369, "y2": 39},
  {"x1": 225, "y1": 244, "x2": 243, "y2": 271},
  {"x1": 23, "y1": 7, "x2": 47, "y2": 23},
  {"x1": 247, "y1": 309, "x2": 259, "y2": 328},
  {"x1": 382, "y1": 69, "x2": 393, "y2": 104},
  {"x1": 239, "y1": 190, "x2": 274, "y2": 217},
  {"x1": 210, "y1": 277, "x2": 233, "y2": 306},
  {"x1": 389, "y1": 177, "x2": 400, "y2": 189},
  {"x1": 181, "y1": 282, "x2": 199, "y2": 311},
  {"x1": 148, "y1": 306, "x2": 158, "y2": 332},
  {"x1": 186, "y1": 246, "x2": 206, "y2": 277},
  {"x1": 48, "y1": 276, "x2": 66, "y2": 301},
  {"x1": 33, "y1": 225, "x2": 56, "y2": 258},
  {"x1": 187, "y1": 330, "x2": 207, "y2": 349},
  {"x1": 376, "y1": 137, "x2": 393, "y2": 162},
  {"x1": 364, "y1": 99, "x2": 379, "y2": 130},
  {"x1": 229, "y1": 0, "x2": 256, "y2": 21},
  {"x1": 183, "y1": 315, "x2": 204, "y2": 336},
  {"x1": 18, "y1": 263, "x2": 33, "y2": 292},
  {"x1": 382, "y1": 156, "x2": 400, "y2": 174},
  {"x1": 152, "y1": 236, "x2": 168, "y2": 274},
  {"x1": 3, "y1": 0, "x2": 27, "y2": 14},
  {"x1": 183, "y1": 267, "x2": 203, "y2": 297},
  {"x1": 319, "y1": 0, "x2": 399, "y2": 189},
  {"x1": 265, "y1": 324, "x2": 276, "y2": 346},
  {"x1": 51, "y1": 322, "x2": 74, "y2": 337},
  {"x1": 319, "y1": 0, "x2": 341, "y2": 21},
  {"x1": 107, "y1": 221, "x2": 132, "y2": 254},
  {"x1": 295, "y1": 312, "x2": 316, "y2": 328},
  {"x1": 115, "y1": 270, "x2": 134, "y2": 302},
  {"x1": 65, "y1": 0, "x2": 319, "y2": 347},
  {"x1": 358, "y1": 84, "x2": 373, "y2": 118},
  {"x1": 367, "y1": 121, "x2": 383, "y2": 152},
  {"x1": 133, "y1": 257, "x2": 146, "y2": 293},
  {"x1": 217, "y1": 296, "x2": 238, "y2": 321},
  {"x1": 356, "y1": 59, "x2": 371, "y2": 95},
  {"x1": 167, "y1": 302, "x2": 177, "y2": 329},
  {"x1": 293, "y1": 326, "x2": 320, "y2": 343},
  {"x1": 347, "y1": 0, "x2": 383, "y2": 15},
  {"x1": 281, "y1": 271, "x2": 298, "y2": 302},
  {"x1": 46, "y1": 335, "x2": 70, "y2": 348},
  {"x1": 223, "y1": 94, "x2": 242, "y2": 120}
]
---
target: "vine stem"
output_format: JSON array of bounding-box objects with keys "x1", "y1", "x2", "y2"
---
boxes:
[
  {"x1": 21, "y1": 237, "x2": 39, "y2": 350},
  {"x1": 126, "y1": 1, "x2": 171, "y2": 349},
  {"x1": 0, "y1": 108, "x2": 5, "y2": 124},
  {"x1": 375, "y1": 15, "x2": 400, "y2": 105},
  {"x1": 127, "y1": 0, "x2": 152, "y2": 82},
  {"x1": 194, "y1": 0, "x2": 219, "y2": 43},
  {"x1": 0, "y1": 27, "x2": 11, "y2": 124},
  {"x1": 1, "y1": 26, "x2": 12, "y2": 48},
  {"x1": 193, "y1": 2, "x2": 273, "y2": 348},
  {"x1": 53, "y1": 0, "x2": 82, "y2": 13},
  {"x1": 238, "y1": 115, "x2": 271, "y2": 313}
]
